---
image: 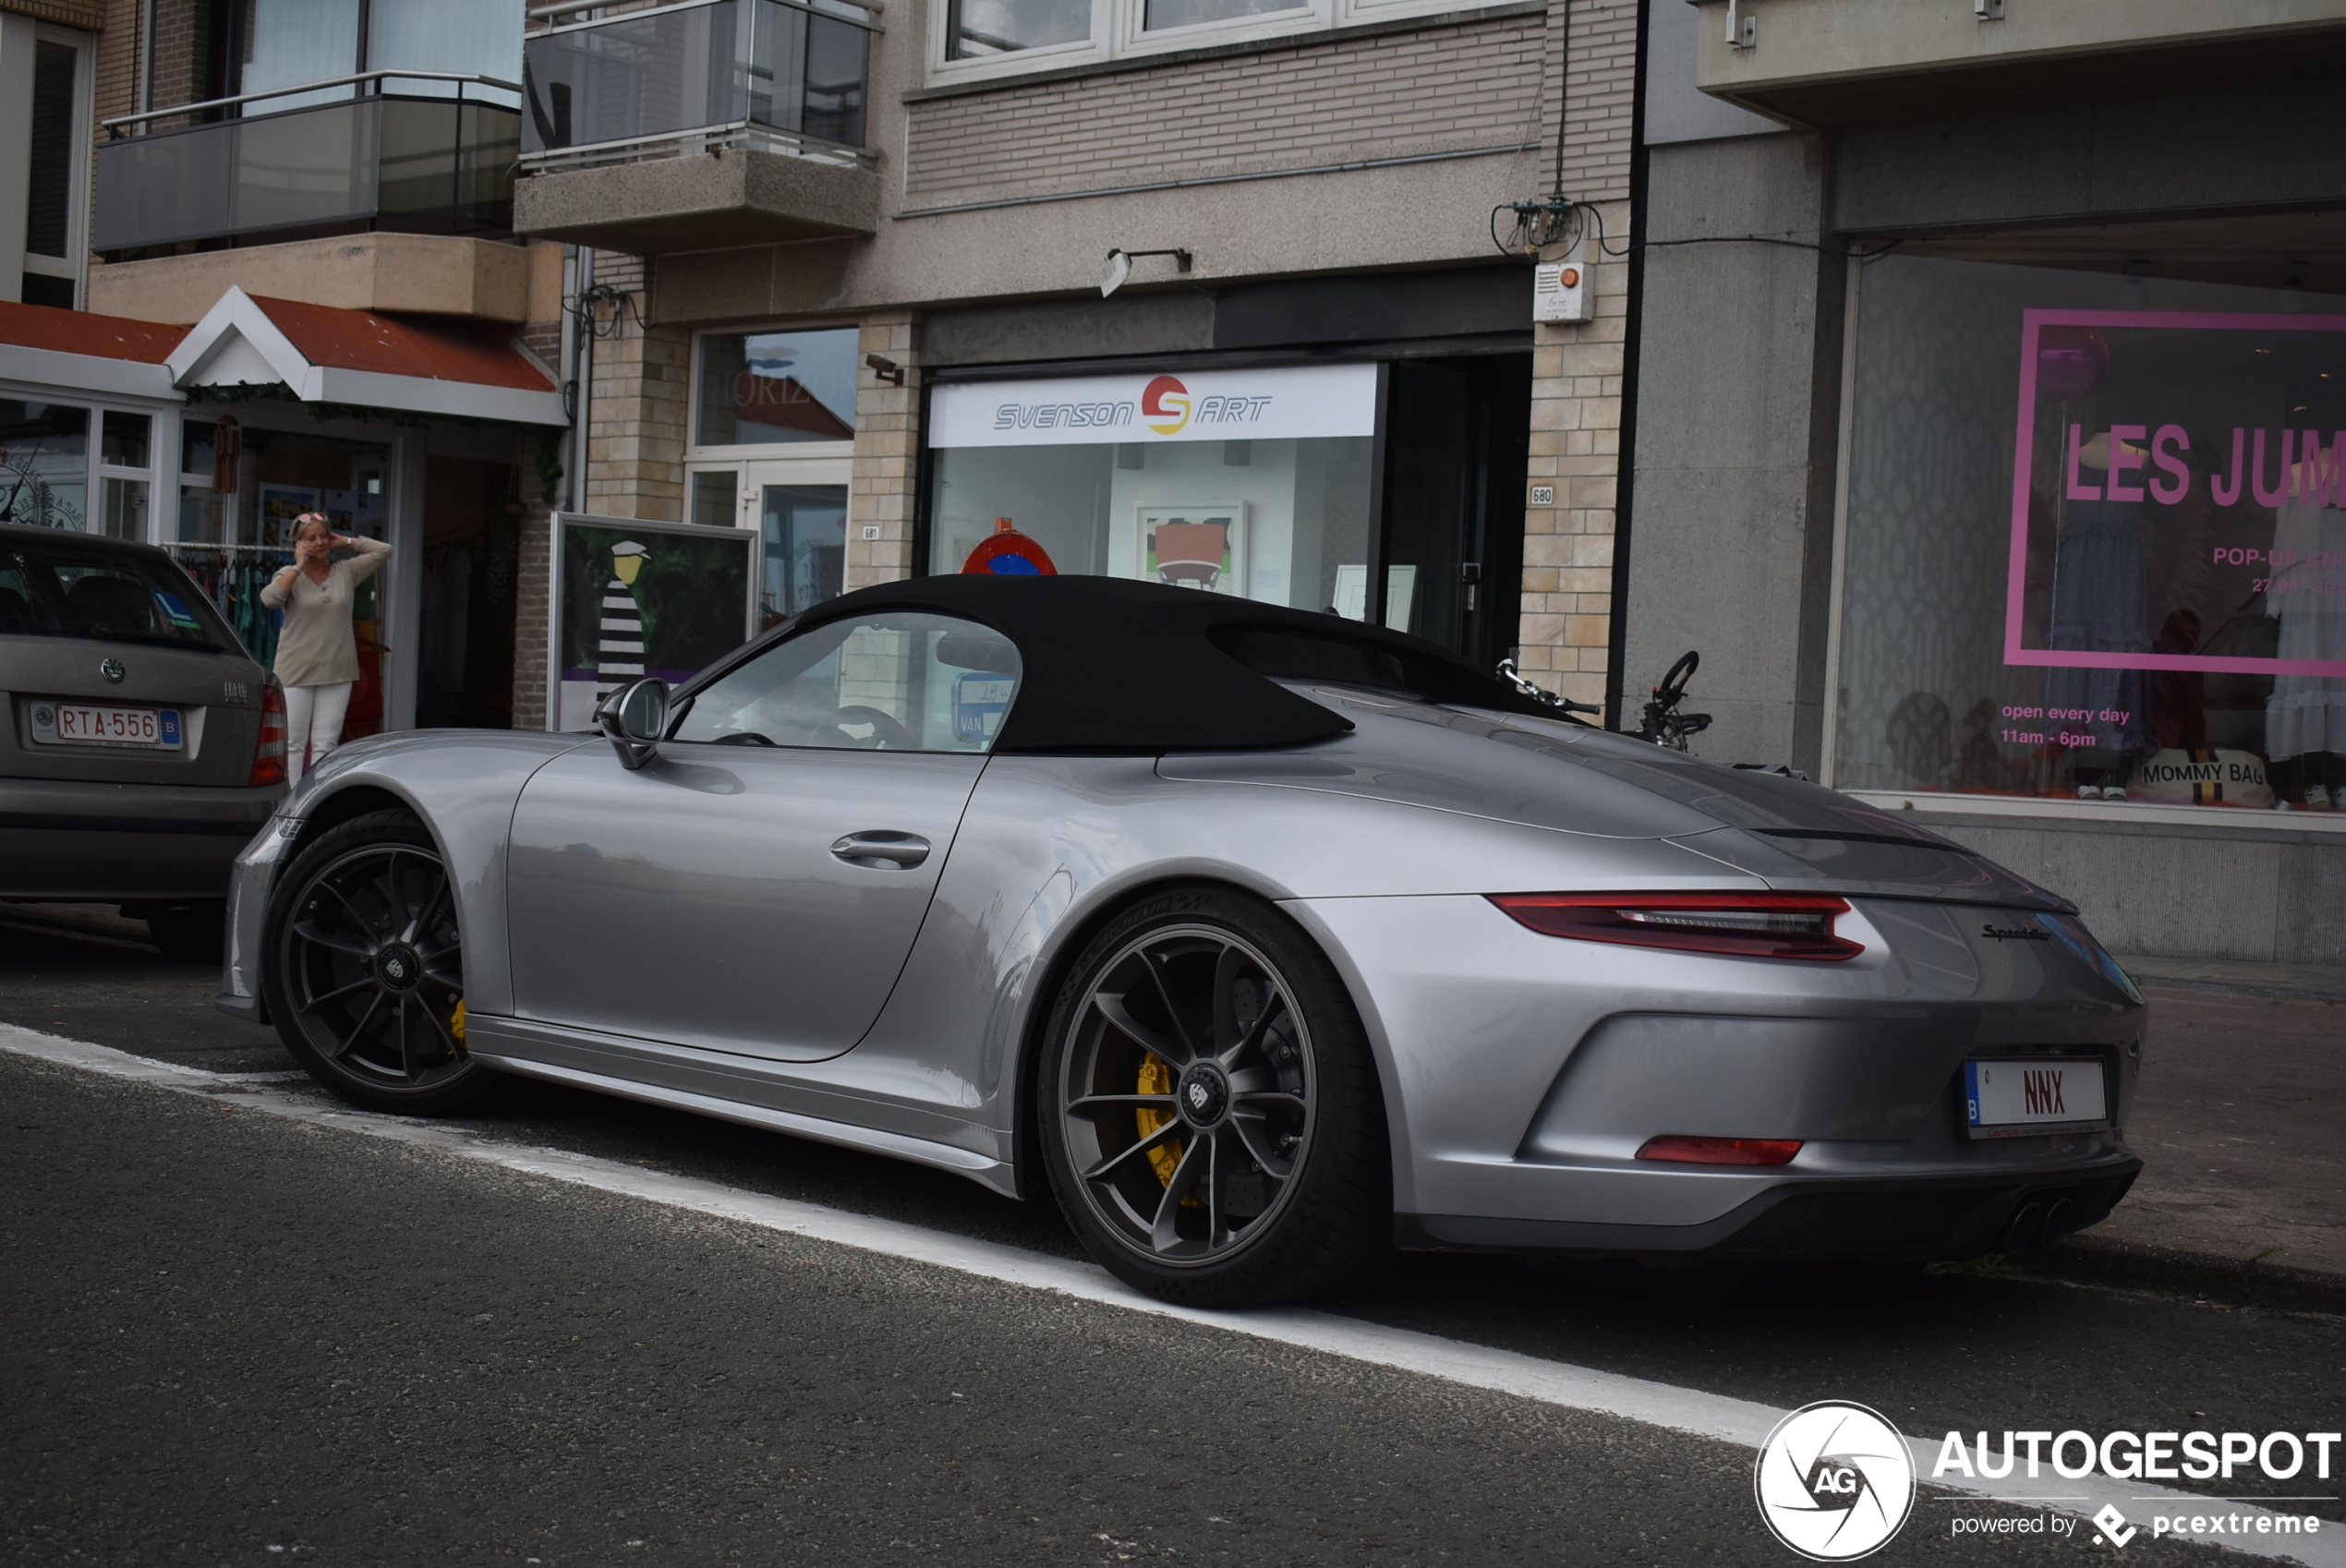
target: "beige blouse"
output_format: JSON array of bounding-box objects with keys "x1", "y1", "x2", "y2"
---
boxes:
[{"x1": 260, "y1": 537, "x2": 392, "y2": 688}]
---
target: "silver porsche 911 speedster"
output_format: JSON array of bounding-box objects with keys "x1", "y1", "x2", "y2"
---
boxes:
[{"x1": 216, "y1": 575, "x2": 2145, "y2": 1306}]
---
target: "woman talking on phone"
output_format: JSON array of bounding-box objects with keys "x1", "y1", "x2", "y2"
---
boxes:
[{"x1": 260, "y1": 512, "x2": 393, "y2": 783}]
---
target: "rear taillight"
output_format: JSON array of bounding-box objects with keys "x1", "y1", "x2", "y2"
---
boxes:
[
  {"x1": 1636, "y1": 1136, "x2": 1803, "y2": 1166},
  {"x1": 1488, "y1": 892, "x2": 1862, "y2": 960},
  {"x1": 249, "y1": 683, "x2": 286, "y2": 787}
]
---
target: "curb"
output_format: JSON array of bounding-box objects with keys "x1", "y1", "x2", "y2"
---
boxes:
[
  {"x1": 2027, "y1": 1232, "x2": 2346, "y2": 1315},
  {"x1": 2129, "y1": 972, "x2": 2346, "y2": 1006}
]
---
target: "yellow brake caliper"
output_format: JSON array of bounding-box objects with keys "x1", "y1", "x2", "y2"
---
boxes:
[
  {"x1": 450, "y1": 997, "x2": 467, "y2": 1044},
  {"x1": 1133, "y1": 1053, "x2": 1184, "y2": 1187}
]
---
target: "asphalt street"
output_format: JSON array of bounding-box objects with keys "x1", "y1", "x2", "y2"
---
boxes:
[{"x1": 5, "y1": 907, "x2": 2343, "y2": 1567}]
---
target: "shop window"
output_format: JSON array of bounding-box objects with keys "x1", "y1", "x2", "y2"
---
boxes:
[
  {"x1": 925, "y1": 357, "x2": 1528, "y2": 669},
  {"x1": 925, "y1": 364, "x2": 1377, "y2": 621},
  {"x1": 101, "y1": 412, "x2": 151, "y2": 468},
  {"x1": 0, "y1": 401, "x2": 88, "y2": 530},
  {"x1": 695, "y1": 329, "x2": 860, "y2": 448},
  {"x1": 1835, "y1": 256, "x2": 2346, "y2": 814}
]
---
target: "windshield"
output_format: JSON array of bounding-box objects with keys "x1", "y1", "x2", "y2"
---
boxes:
[{"x1": 0, "y1": 535, "x2": 242, "y2": 653}]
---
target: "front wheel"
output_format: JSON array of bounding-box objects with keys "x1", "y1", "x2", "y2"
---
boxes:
[
  {"x1": 260, "y1": 809, "x2": 495, "y2": 1116},
  {"x1": 1038, "y1": 886, "x2": 1392, "y2": 1307}
]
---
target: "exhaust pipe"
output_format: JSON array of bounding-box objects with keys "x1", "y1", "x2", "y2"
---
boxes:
[{"x1": 1995, "y1": 1200, "x2": 2046, "y2": 1256}]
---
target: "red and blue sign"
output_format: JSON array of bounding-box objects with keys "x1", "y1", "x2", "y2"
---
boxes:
[{"x1": 961, "y1": 520, "x2": 1058, "y2": 576}]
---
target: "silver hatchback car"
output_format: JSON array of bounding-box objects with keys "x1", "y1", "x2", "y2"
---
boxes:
[
  {"x1": 218, "y1": 575, "x2": 2144, "y2": 1307},
  {"x1": 2, "y1": 524, "x2": 284, "y2": 960}
]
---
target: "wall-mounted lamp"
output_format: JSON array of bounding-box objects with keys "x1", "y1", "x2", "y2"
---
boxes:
[
  {"x1": 1101, "y1": 247, "x2": 1192, "y2": 297},
  {"x1": 865, "y1": 354, "x2": 903, "y2": 386}
]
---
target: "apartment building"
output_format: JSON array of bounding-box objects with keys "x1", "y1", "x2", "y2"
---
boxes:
[
  {"x1": 1628, "y1": 0, "x2": 2346, "y2": 961},
  {"x1": 0, "y1": 0, "x2": 567, "y2": 736},
  {"x1": 518, "y1": 0, "x2": 1640, "y2": 725}
]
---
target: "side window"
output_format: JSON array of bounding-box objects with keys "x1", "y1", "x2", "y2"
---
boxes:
[{"x1": 670, "y1": 611, "x2": 1021, "y2": 754}]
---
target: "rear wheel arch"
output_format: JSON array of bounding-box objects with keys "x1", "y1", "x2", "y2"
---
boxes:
[{"x1": 1008, "y1": 874, "x2": 1394, "y2": 1205}]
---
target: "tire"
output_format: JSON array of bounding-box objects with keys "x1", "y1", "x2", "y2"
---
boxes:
[
  {"x1": 260, "y1": 808, "x2": 496, "y2": 1116},
  {"x1": 1037, "y1": 885, "x2": 1392, "y2": 1307},
  {"x1": 141, "y1": 901, "x2": 225, "y2": 966}
]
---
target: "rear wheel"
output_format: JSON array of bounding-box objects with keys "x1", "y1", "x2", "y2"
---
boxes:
[
  {"x1": 260, "y1": 810, "x2": 494, "y2": 1116},
  {"x1": 1038, "y1": 886, "x2": 1391, "y2": 1307}
]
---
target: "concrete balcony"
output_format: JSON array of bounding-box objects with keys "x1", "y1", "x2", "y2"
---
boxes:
[
  {"x1": 1690, "y1": 0, "x2": 2346, "y2": 126},
  {"x1": 514, "y1": 0, "x2": 877, "y2": 255},
  {"x1": 86, "y1": 233, "x2": 552, "y2": 327}
]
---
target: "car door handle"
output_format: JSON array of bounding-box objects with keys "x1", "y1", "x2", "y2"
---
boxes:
[{"x1": 829, "y1": 831, "x2": 931, "y2": 870}]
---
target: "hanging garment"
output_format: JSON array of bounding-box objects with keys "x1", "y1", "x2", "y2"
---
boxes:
[
  {"x1": 2046, "y1": 493, "x2": 2150, "y2": 755},
  {"x1": 2265, "y1": 494, "x2": 2346, "y2": 761}
]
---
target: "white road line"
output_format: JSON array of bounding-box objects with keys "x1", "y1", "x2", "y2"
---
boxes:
[{"x1": 4, "y1": 1023, "x2": 2336, "y2": 1566}]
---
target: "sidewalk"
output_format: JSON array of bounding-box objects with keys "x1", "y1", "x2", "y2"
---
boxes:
[{"x1": 2034, "y1": 962, "x2": 2346, "y2": 1311}]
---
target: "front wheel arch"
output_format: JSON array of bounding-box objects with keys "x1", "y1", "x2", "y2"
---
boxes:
[{"x1": 260, "y1": 806, "x2": 497, "y2": 1116}]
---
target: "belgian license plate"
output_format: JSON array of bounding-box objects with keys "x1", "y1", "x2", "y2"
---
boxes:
[
  {"x1": 1964, "y1": 1058, "x2": 2109, "y2": 1138},
  {"x1": 30, "y1": 700, "x2": 183, "y2": 750}
]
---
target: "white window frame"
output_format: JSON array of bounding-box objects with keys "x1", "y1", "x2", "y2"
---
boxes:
[
  {"x1": 926, "y1": 0, "x2": 1516, "y2": 87},
  {"x1": 91, "y1": 407, "x2": 164, "y2": 543},
  {"x1": 19, "y1": 23, "x2": 94, "y2": 308},
  {"x1": 0, "y1": 388, "x2": 179, "y2": 541}
]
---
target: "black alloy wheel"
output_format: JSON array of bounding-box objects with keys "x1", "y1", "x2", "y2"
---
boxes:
[
  {"x1": 262, "y1": 810, "x2": 494, "y2": 1116},
  {"x1": 1040, "y1": 886, "x2": 1391, "y2": 1307}
]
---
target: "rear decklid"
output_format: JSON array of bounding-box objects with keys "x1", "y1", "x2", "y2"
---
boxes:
[
  {"x1": 0, "y1": 527, "x2": 269, "y2": 788},
  {"x1": 1161, "y1": 685, "x2": 2064, "y2": 911}
]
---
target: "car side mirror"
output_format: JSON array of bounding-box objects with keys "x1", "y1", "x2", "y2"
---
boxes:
[{"x1": 600, "y1": 678, "x2": 669, "y2": 770}]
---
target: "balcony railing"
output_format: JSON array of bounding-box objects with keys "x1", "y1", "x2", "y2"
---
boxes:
[
  {"x1": 522, "y1": 0, "x2": 875, "y2": 173},
  {"x1": 96, "y1": 71, "x2": 522, "y2": 255}
]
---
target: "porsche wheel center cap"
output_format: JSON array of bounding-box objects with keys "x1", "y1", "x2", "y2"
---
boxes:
[
  {"x1": 377, "y1": 944, "x2": 422, "y2": 992},
  {"x1": 1176, "y1": 1063, "x2": 1228, "y2": 1128}
]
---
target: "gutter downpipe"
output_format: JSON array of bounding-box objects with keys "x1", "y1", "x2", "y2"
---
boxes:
[{"x1": 569, "y1": 246, "x2": 596, "y2": 513}]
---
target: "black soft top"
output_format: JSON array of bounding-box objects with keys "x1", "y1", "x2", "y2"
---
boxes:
[{"x1": 786, "y1": 573, "x2": 1572, "y2": 754}]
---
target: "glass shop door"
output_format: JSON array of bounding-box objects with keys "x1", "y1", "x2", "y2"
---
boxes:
[{"x1": 747, "y1": 458, "x2": 850, "y2": 632}]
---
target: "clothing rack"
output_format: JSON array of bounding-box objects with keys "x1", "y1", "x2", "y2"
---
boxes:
[{"x1": 163, "y1": 541, "x2": 291, "y2": 666}]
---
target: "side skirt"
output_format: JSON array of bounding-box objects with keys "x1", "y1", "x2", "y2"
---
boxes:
[{"x1": 467, "y1": 1016, "x2": 1017, "y2": 1198}]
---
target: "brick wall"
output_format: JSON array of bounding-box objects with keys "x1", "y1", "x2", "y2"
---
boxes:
[
  {"x1": 1513, "y1": 0, "x2": 1636, "y2": 714},
  {"x1": 91, "y1": 0, "x2": 131, "y2": 116},
  {"x1": 1, "y1": 0, "x2": 104, "y2": 28},
  {"x1": 511, "y1": 316, "x2": 566, "y2": 732},
  {"x1": 1517, "y1": 197, "x2": 1629, "y2": 714},
  {"x1": 140, "y1": 0, "x2": 211, "y2": 127},
  {"x1": 581, "y1": 251, "x2": 690, "y2": 525},
  {"x1": 847, "y1": 313, "x2": 917, "y2": 591},
  {"x1": 904, "y1": 11, "x2": 1547, "y2": 206}
]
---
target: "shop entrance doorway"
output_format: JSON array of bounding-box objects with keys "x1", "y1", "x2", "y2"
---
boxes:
[
  {"x1": 416, "y1": 453, "x2": 521, "y2": 730},
  {"x1": 747, "y1": 456, "x2": 848, "y2": 631},
  {"x1": 1383, "y1": 355, "x2": 1531, "y2": 673}
]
